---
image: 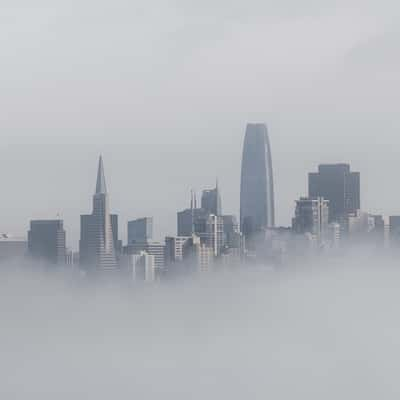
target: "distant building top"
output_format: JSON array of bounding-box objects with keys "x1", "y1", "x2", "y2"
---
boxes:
[
  {"x1": 0, "y1": 234, "x2": 27, "y2": 242},
  {"x1": 95, "y1": 155, "x2": 107, "y2": 194}
]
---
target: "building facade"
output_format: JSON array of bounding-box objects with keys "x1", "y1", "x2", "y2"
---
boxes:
[
  {"x1": 177, "y1": 207, "x2": 208, "y2": 237},
  {"x1": 309, "y1": 164, "x2": 360, "y2": 222},
  {"x1": 79, "y1": 156, "x2": 118, "y2": 274},
  {"x1": 240, "y1": 123, "x2": 275, "y2": 238},
  {"x1": 292, "y1": 197, "x2": 329, "y2": 245},
  {"x1": 222, "y1": 215, "x2": 241, "y2": 250},
  {"x1": 127, "y1": 217, "x2": 153, "y2": 244},
  {"x1": 126, "y1": 251, "x2": 155, "y2": 282},
  {"x1": 0, "y1": 234, "x2": 27, "y2": 263},
  {"x1": 124, "y1": 241, "x2": 165, "y2": 273},
  {"x1": 192, "y1": 214, "x2": 224, "y2": 256},
  {"x1": 28, "y1": 220, "x2": 66, "y2": 265},
  {"x1": 165, "y1": 236, "x2": 191, "y2": 264},
  {"x1": 201, "y1": 183, "x2": 222, "y2": 216},
  {"x1": 389, "y1": 216, "x2": 400, "y2": 249}
]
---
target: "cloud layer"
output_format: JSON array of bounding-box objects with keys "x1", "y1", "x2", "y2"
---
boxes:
[{"x1": 2, "y1": 260, "x2": 400, "y2": 398}]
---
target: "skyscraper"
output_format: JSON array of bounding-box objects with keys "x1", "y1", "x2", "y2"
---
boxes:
[
  {"x1": 389, "y1": 216, "x2": 400, "y2": 249},
  {"x1": 123, "y1": 241, "x2": 165, "y2": 273},
  {"x1": 165, "y1": 236, "x2": 191, "y2": 264},
  {"x1": 0, "y1": 234, "x2": 27, "y2": 263},
  {"x1": 309, "y1": 164, "x2": 360, "y2": 222},
  {"x1": 177, "y1": 191, "x2": 208, "y2": 237},
  {"x1": 79, "y1": 156, "x2": 118, "y2": 274},
  {"x1": 201, "y1": 182, "x2": 222, "y2": 216},
  {"x1": 292, "y1": 197, "x2": 329, "y2": 245},
  {"x1": 193, "y1": 214, "x2": 224, "y2": 256},
  {"x1": 128, "y1": 217, "x2": 153, "y2": 244},
  {"x1": 240, "y1": 123, "x2": 275, "y2": 237},
  {"x1": 222, "y1": 215, "x2": 241, "y2": 249},
  {"x1": 28, "y1": 220, "x2": 66, "y2": 265},
  {"x1": 126, "y1": 251, "x2": 155, "y2": 282},
  {"x1": 182, "y1": 234, "x2": 214, "y2": 273}
]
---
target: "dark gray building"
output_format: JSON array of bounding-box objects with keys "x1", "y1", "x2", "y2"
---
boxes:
[
  {"x1": 165, "y1": 236, "x2": 191, "y2": 264},
  {"x1": 201, "y1": 183, "x2": 222, "y2": 216},
  {"x1": 309, "y1": 164, "x2": 360, "y2": 222},
  {"x1": 79, "y1": 156, "x2": 118, "y2": 274},
  {"x1": 0, "y1": 234, "x2": 27, "y2": 263},
  {"x1": 240, "y1": 123, "x2": 275, "y2": 238},
  {"x1": 28, "y1": 220, "x2": 66, "y2": 265},
  {"x1": 128, "y1": 217, "x2": 153, "y2": 244},
  {"x1": 292, "y1": 197, "x2": 329, "y2": 245},
  {"x1": 389, "y1": 216, "x2": 400, "y2": 248},
  {"x1": 222, "y1": 215, "x2": 241, "y2": 249},
  {"x1": 177, "y1": 207, "x2": 208, "y2": 237}
]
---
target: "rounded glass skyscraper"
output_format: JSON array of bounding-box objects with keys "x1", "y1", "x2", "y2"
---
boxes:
[{"x1": 240, "y1": 123, "x2": 275, "y2": 238}]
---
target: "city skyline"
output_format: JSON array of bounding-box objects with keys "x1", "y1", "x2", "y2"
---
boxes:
[
  {"x1": 2, "y1": 1, "x2": 400, "y2": 397},
  {"x1": 0, "y1": 125, "x2": 394, "y2": 250},
  {"x1": 5, "y1": 122, "x2": 396, "y2": 272},
  {"x1": 2, "y1": 0, "x2": 400, "y2": 247}
]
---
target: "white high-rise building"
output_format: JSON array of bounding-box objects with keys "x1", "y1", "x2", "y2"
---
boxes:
[
  {"x1": 128, "y1": 251, "x2": 155, "y2": 282},
  {"x1": 191, "y1": 235, "x2": 214, "y2": 273}
]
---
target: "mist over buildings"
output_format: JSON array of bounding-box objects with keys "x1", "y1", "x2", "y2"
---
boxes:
[{"x1": 2, "y1": 0, "x2": 400, "y2": 397}]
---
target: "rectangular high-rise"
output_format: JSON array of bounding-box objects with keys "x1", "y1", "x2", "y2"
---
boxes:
[
  {"x1": 309, "y1": 164, "x2": 360, "y2": 222},
  {"x1": 127, "y1": 217, "x2": 153, "y2": 244},
  {"x1": 201, "y1": 184, "x2": 222, "y2": 216},
  {"x1": 177, "y1": 208, "x2": 208, "y2": 237},
  {"x1": 126, "y1": 251, "x2": 155, "y2": 282},
  {"x1": 28, "y1": 220, "x2": 66, "y2": 265},
  {"x1": 389, "y1": 216, "x2": 400, "y2": 249},
  {"x1": 165, "y1": 236, "x2": 191, "y2": 264},
  {"x1": 292, "y1": 197, "x2": 329, "y2": 244},
  {"x1": 0, "y1": 234, "x2": 27, "y2": 263},
  {"x1": 222, "y1": 215, "x2": 241, "y2": 249}
]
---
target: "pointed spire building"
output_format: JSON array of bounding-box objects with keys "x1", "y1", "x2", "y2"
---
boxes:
[
  {"x1": 96, "y1": 155, "x2": 107, "y2": 194},
  {"x1": 79, "y1": 156, "x2": 118, "y2": 274}
]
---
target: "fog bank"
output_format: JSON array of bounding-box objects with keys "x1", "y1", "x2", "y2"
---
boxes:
[{"x1": 1, "y1": 260, "x2": 400, "y2": 398}]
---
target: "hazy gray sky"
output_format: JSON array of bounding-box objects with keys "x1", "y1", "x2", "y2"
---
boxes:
[{"x1": 1, "y1": 0, "x2": 400, "y2": 247}]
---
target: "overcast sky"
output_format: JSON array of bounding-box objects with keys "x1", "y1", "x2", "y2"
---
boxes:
[{"x1": 1, "y1": 0, "x2": 400, "y2": 247}]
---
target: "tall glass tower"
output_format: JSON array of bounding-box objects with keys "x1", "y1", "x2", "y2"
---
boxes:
[{"x1": 240, "y1": 123, "x2": 275, "y2": 237}]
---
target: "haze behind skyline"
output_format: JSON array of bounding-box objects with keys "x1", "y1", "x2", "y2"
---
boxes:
[{"x1": 1, "y1": 0, "x2": 400, "y2": 247}]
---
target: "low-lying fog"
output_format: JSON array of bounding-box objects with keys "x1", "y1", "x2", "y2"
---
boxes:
[{"x1": 1, "y1": 258, "x2": 399, "y2": 399}]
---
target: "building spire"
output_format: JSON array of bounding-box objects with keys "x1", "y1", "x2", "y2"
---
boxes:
[{"x1": 95, "y1": 155, "x2": 107, "y2": 194}]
